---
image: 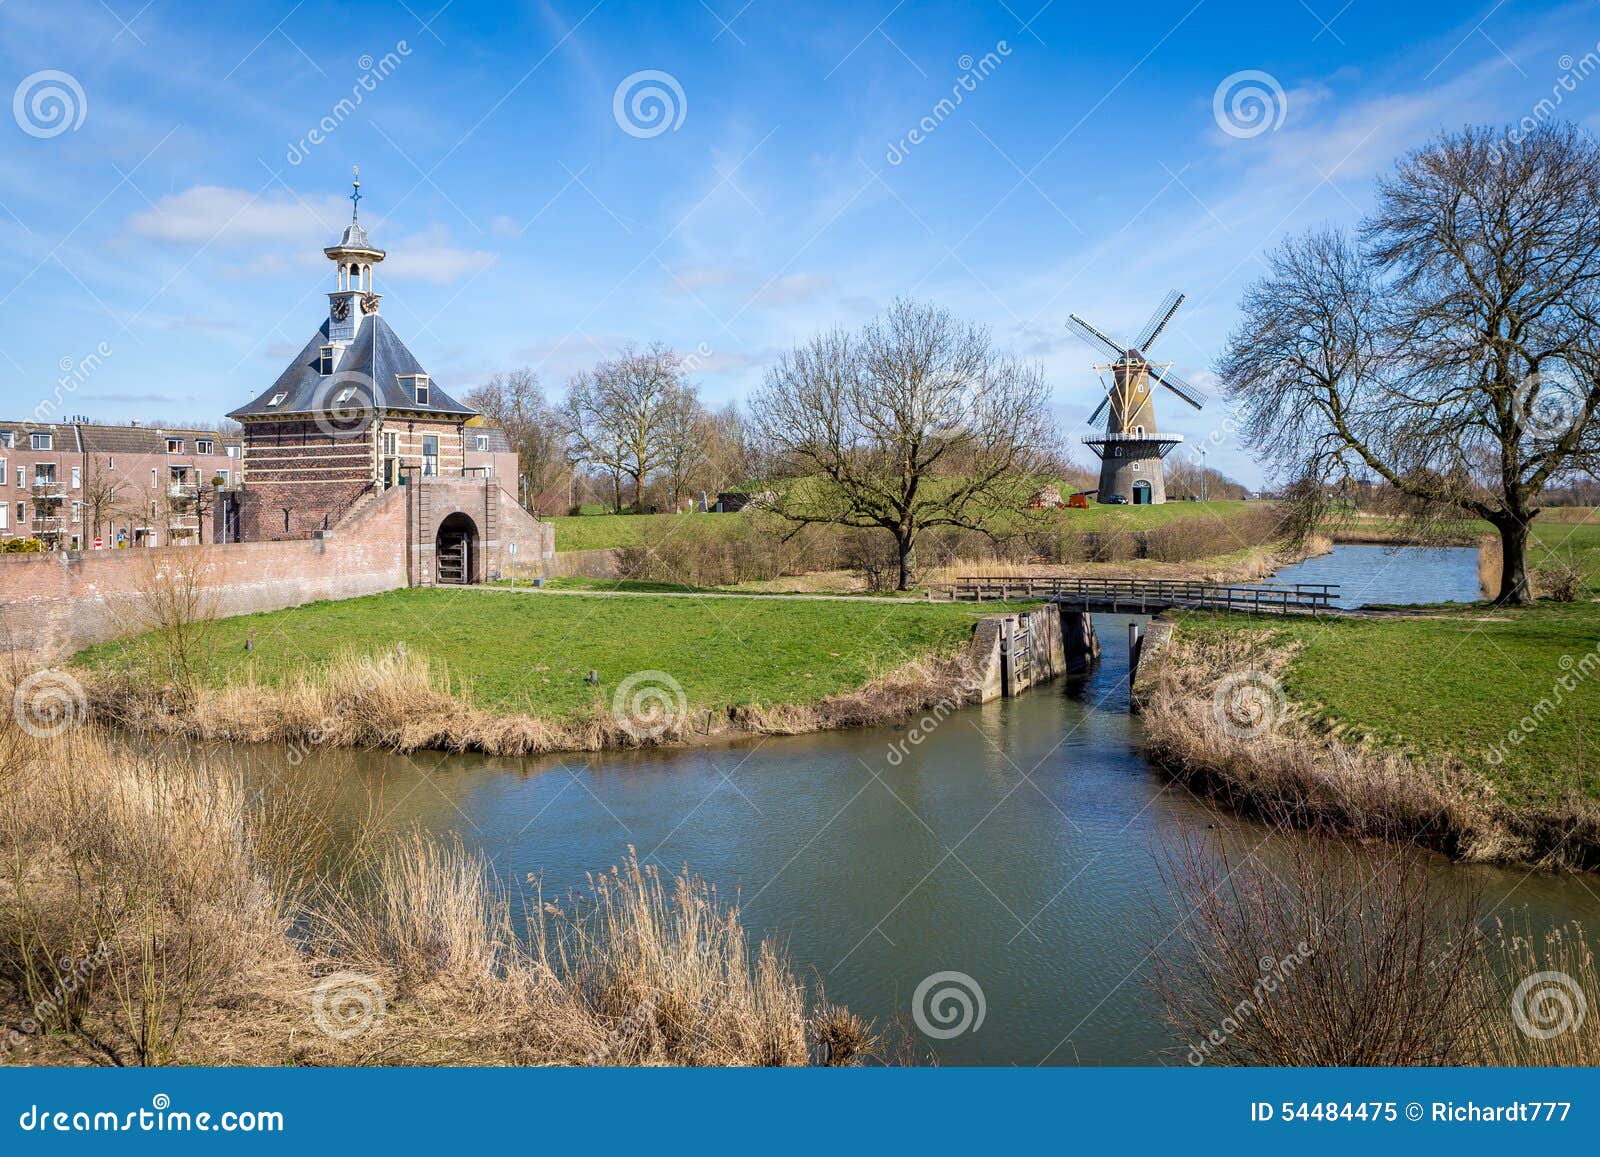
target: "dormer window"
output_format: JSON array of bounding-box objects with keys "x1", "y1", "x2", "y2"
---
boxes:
[
  {"x1": 32, "y1": 433, "x2": 52, "y2": 450},
  {"x1": 475, "y1": 435, "x2": 489, "y2": 452},
  {"x1": 318, "y1": 346, "x2": 336, "y2": 375},
  {"x1": 335, "y1": 387, "x2": 358, "y2": 404},
  {"x1": 268, "y1": 392, "x2": 287, "y2": 408},
  {"x1": 196, "y1": 439, "x2": 213, "y2": 455},
  {"x1": 0, "y1": 432, "x2": 12, "y2": 449},
  {"x1": 166, "y1": 438, "x2": 184, "y2": 454},
  {"x1": 399, "y1": 374, "x2": 430, "y2": 406}
]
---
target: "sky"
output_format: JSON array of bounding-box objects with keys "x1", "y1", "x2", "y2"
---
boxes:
[{"x1": 2, "y1": 0, "x2": 1598, "y2": 486}]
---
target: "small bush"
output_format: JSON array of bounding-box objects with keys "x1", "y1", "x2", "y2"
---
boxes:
[{"x1": 1534, "y1": 554, "x2": 1583, "y2": 602}]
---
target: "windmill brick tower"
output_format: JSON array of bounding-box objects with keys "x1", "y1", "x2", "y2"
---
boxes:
[{"x1": 1068, "y1": 291, "x2": 1205, "y2": 504}]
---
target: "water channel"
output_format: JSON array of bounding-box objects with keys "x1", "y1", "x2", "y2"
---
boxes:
[{"x1": 228, "y1": 545, "x2": 1598, "y2": 1064}]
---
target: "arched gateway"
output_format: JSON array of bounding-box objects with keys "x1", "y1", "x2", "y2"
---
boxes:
[{"x1": 435, "y1": 512, "x2": 478, "y2": 584}]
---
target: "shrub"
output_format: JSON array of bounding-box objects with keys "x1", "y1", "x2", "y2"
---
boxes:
[{"x1": 1533, "y1": 554, "x2": 1583, "y2": 602}]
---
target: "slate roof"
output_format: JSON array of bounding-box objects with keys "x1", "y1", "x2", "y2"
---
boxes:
[
  {"x1": 228, "y1": 313, "x2": 475, "y2": 420},
  {"x1": 464, "y1": 425, "x2": 512, "y2": 453},
  {"x1": 77, "y1": 424, "x2": 241, "y2": 454}
]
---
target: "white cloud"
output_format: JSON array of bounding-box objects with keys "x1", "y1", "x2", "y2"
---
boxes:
[{"x1": 129, "y1": 186, "x2": 349, "y2": 247}]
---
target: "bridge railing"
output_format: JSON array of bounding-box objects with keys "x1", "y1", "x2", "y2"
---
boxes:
[{"x1": 948, "y1": 574, "x2": 1340, "y2": 614}]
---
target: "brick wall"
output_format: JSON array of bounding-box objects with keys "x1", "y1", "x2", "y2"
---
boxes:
[
  {"x1": 0, "y1": 476, "x2": 556, "y2": 656},
  {"x1": 2, "y1": 482, "x2": 410, "y2": 655}
]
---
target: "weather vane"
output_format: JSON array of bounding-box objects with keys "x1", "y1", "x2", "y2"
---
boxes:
[{"x1": 350, "y1": 165, "x2": 361, "y2": 222}]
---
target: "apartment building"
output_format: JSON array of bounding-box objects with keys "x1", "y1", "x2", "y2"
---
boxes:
[{"x1": 0, "y1": 420, "x2": 242, "y2": 549}]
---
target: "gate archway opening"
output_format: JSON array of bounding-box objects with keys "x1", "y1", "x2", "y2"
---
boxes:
[{"x1": 435, "y1": 512, "x2": 478, "y2": 585}]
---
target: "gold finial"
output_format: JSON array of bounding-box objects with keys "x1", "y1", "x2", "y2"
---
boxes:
[{"x1": 350, "y1": 166, "x2": 362, "y2": 222}]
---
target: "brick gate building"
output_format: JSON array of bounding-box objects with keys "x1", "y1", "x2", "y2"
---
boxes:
[{"x1": 224, "y1": 178, "x2": 550, "y2": 583}]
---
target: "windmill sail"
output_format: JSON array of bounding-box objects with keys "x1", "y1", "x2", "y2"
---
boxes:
[
  {"x1": 1067, "y1": 314, "x2": 1126, "y2": 359},
  {"x1": 1134, "y1": 290, "x2": 1185, "y2": 352},
  {"x1": 1148, "y1": 363, "x2": 1206, "y2": 409}
]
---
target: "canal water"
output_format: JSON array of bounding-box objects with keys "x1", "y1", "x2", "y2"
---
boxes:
[
  {"x1": 1272, "y1": 541, "x2": 1484, "y2": 607},
  {"x1": 231, "y1": 545, "x2": 1594, "y2": 1064}
]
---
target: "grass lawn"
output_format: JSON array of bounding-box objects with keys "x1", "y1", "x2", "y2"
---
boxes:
[
  {"x1": 1529, "y1": 515, "x2": 1600, "y2": 596},
  {"x1": 547, "y1": 512, "x2": 716, "y2": 552},
  {"x1": 1177, "y1": 603, "x2": 1600, "y2": 805},
  {"x1": 76, "y1": 588, "x2": 1016, "y2": 720}
]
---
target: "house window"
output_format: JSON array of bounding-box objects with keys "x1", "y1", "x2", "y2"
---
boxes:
[
  {"x1": 0, "y1": 458, "x2": 7, "y2": 485},
  {"x1": 421, "y1": 434, "x2": 439, "y2": 477},
  {"x1": 217, "y1": 469, "x2": 230, "y2": 485},
  {"x1": 1132, "y1": 462, "x2": 1141, "y2": 472},
  {"x1": 0, "y1": 431, "x2": 12, "y2": 448},
  {"x1": 71, "y1": 502, "x2": 81, "y2": 524},
  {"x1": 34, "y1": 464, "x2": 56, "y2": 486},
  {"x1": 151, "y1": 468, "x2": 157, "y2": 488},
  {"x1": 268, "y1": 392, "x2": 287, "y2": 407},
  {"x1": 32, "y1": 433, "x2": 52, "y2": 450},
  {"x1": 196, "y1": 439, "x2": 213, "y2": 455},
  {"x1": 71, "y1": 466, "x2": 80, "y2": 489},
  {"x1": 318, "y1": 347, "x2": 335, "y2": 375},
  {"x1": 14, "y1": 467, "x2": 22, "y2": 487},
  {"x1": 0, "y1": 504, "x2": 7, "y2": 530},
  {"x1": 335, "y1": 386, "x2": 357, "y2": 404},
  {"x1": 166, "y1": 438, "x2": 184, "y2": 454},
  {"x1": 15, "y1": 502, "x2": 23, "y2": 525},
  {"x1": 475, "y1": 434, "x2": 489, "y2": 452},
  {"x1": 382, "y1": 431, "x2": 398, "y2": 456},
  {"x1": 400, "y1": 374, "x2": 430, "y2": 406}
]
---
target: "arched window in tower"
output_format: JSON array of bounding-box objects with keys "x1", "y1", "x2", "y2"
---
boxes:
[{"x1": 1135, "y1": 424, "x2": 1145, "y2": 437}]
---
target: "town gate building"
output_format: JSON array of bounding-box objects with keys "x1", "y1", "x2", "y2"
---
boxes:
[{"x1": 224, "y1": 181, "x2": 550, "y2": 584}]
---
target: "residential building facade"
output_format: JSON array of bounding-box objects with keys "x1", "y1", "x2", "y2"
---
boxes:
[{"x1": 0, "y1": 420, "x2": 242, "y2": 550}]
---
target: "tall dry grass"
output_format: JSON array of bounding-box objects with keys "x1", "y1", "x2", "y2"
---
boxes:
[
  {"x1": 0, "y1": 700, "x2": 871, "y2": 1066},
  {"x1": 1138, "y1": 627, "x2": 1600, "y2": 869},
  {"x1": 83, "y1": 643, "x2": 983, "y2": 757},
  {"x1": 1156, "y1": 815, "x2": 1600, "y2": 1066}
]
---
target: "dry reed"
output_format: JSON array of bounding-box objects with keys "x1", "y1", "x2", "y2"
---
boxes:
[
  {"x1": 0, "y1": 701, "x2": 872, "y2": 1066},
  {"x1": 1138, "y1": 627, "x2": 1600, "y2": 869}
]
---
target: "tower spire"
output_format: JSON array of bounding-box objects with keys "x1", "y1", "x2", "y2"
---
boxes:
[{"x1": 350, "y1": 165, "x2": 362, "y2": 223}]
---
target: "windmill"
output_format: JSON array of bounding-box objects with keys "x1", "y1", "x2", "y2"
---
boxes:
[{"x1": 1067, "y1": 290, "x2": 1206, "y2": 505}]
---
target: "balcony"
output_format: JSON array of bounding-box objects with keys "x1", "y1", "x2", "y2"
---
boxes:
[{"x1": 28, "y1": 482, "x2": 68, "y2": 500}]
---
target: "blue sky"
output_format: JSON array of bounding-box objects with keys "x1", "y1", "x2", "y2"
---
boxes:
[{"x1": 1, "y1": 0, "x2": 1597, "y2": 484}]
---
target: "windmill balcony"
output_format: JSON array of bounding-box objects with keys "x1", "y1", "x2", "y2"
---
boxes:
[{"x1": 1081, "y1": 432, "x2": 1184, "y2": 445}]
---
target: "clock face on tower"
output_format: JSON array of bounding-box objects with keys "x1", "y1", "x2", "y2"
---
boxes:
[
  {"x1": 362, "y1": 293, "x2": 380, "y2": 315},
  {"x1": 331, "y1": 297, "x2": 351, "y2": 321}
]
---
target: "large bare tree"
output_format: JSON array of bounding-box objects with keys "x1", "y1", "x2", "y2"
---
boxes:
[
  {"x1": 464, "y1": 368, "x2": 568, "y2": 513},
  {"x1": 1219, "y1": 124, "x2": 1600, "y2": 603},
  {"x1": 565, "y1": 344, "x2": 687, "y2": 512},
  {"x1": 751, "y1": 298, "x2": 1057, "y2": 590}
]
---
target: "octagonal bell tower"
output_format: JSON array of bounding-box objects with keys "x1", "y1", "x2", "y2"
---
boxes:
[{"x1": 323, "y1": 167, "x2": 385, "y2": 345}]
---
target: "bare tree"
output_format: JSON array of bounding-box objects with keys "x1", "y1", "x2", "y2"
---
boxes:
[
  {"x1": 1219, "y1": 123, "x2": 1600, "y2": 604},
  {"x1": 81, "y1": 465, "x2": 128, "y2": 547},
  {"x1": 657, "y1": 385, "x2": 710, "y2": 510},
  {"x1": 463, "y1": 369, "x2": 569, "y2": 513},
  {"x1": 751, "y1": 298, "x2": 1057, "y2": 589},
  {"x1": 565, "y1": 344, "x2": 686, "y2": 512},
  {"x1": 564, "y1": 372, "x2": 631, "y2": 512}
]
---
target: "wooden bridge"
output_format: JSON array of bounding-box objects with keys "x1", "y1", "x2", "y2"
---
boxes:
[{"x1": 948, "y1": 575, "x2": 1341, "y2": 615}]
